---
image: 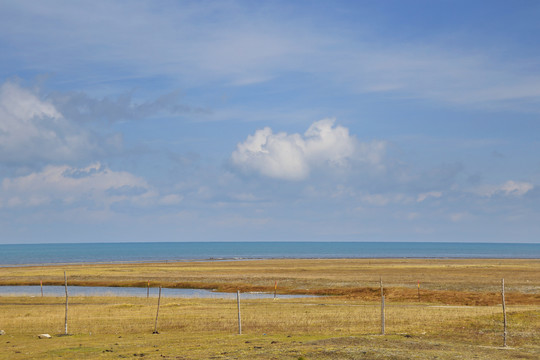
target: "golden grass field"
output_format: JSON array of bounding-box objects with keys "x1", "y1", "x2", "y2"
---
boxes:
[{"x1": 1, "y1": 258, "x2": 539, "y2": 359}]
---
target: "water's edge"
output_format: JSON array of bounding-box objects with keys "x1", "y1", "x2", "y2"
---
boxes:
[{"x1": 0, "y1": 285, "x2": 313, "y2": 299}]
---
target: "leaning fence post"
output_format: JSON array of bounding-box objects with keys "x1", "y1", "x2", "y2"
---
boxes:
[
  {"x1": 153, "y1": 286, "x2": 162, "y2": 334},
  {"x1": 502, "y1": 278, "x2": 507, "y2": 347},
  {"x1": 237, "y1": 290, "x2": 242, "y2": 335},
  {"x1": 64, "y1": 271, "x2": 69, "y2": 335}
]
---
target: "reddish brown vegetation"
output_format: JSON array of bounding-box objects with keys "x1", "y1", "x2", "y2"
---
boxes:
[{"x1": 3, "y1": 278, "x2": 538, "y2": 306}]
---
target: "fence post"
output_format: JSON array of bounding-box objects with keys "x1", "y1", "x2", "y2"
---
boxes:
[
  {"x1": 381, "y1": 295, "x2": 385, "y2": 335},
  {"x1": 502, "y1": 278, "x2": 507, "y2": 347},
  {"x1": 40, "y1": 280, "x2": 43, "y2": 297},
  {"x1": 64, "y1": 271, "x2": 68, "y2": 335},
  {"x1": 153, "y1": 286, "x2": 162, "y2": 334},
  {"x1": 237, "y1": 290, "x2": 242, "y2": 335},
  {"x1": 379, "y1": 276, "x2": 385, "y2": 335},
  {"x1": 147, "y1": 280, "x2": 150, "y2": 299}
]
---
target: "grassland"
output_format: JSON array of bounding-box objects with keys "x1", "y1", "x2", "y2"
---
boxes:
[{"x1": 1, "y1": 258, "x2": 539, "y2": 359}]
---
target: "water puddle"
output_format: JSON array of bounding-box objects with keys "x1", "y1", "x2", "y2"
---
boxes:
[{"x1": 0, "y1": 285, "x2": 314, "y2": 299}]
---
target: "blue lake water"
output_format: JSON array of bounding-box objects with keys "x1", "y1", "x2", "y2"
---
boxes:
[{"x1": 0, "y1": 242, "x2": 539, "y2": 265}]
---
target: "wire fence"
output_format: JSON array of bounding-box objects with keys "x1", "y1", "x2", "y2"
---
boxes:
[{"x1": 2, "y1": 286, "x2": 538, "y2": 348}]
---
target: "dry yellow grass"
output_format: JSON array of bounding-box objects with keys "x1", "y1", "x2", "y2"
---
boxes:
[
  {"x1": 1, "y1": 258, "x2": 539, "y2": 359},
  {"x1": 0, "y1": 295, "x2": 539, "y2": 359}
]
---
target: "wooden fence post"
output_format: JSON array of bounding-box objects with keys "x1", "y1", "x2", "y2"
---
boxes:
[
  {"x1": 153, "y1": 286, "x2": 162, "y2": 334},
  {"x1": 237, "y1": 290, "x2": 242, "y2": 335},
  {"x1": 379, "y1": 277, "x2": 385, "y2": 335},
  {"x1": 502, "y1": 278, "x2": 507, "y2": 347},
  {"x1": 40, "y1": 280, "x2": 43, "y2": 297},
  {"x1": 147, "y1": 281, "x2": 150, "y2": 299},
  {"x1": 64, "y1": 271, "x2": 68, "y2": 335},
  {"x1": 381, "y1": 295, "x2": 385, "y2": 335}
]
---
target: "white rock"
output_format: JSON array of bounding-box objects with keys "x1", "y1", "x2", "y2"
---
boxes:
[
  {"x1": 38, "y1": 334, "x2": 52, "y2": 339},
  {"x1": 0, "y1": 330, "x2": 5, "y2": 335}
]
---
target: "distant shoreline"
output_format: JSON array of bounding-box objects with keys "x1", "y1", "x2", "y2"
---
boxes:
[
  {"x1": 1, "y1": 255, "x2": 540, "y2": 268},
  {"x1": 2, "y1": 241, "x2": 539, "y2": 266}
]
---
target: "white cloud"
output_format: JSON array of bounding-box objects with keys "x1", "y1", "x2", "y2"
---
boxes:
[
  {"x1": 3, "y1": 2, "x2": 539, "y2": 111},
  {"x1": 0, "y1": 163, "x2": 180, "y2": 210},
  {"x1": 231, "y1": 119, "x2": 385, "y2": 180},
  {"x1": 158, "y1": 194, "x2": 184, "y2": 205},
  {"x1": 0, "y1": 81, "x2": 98, "y2": 164},
  {"x1": 407, "y1": 212, "x2": 420, "y2": 220},
  {"x1": 450, "y1": 212, "x2": 469, "y2": 222},
  {"x1": 498, "y1": 181, "x2": 534, "y2": 196},
  {"x1": 417, "y1": 191, "x2": 442, "y2": 202},
  {"x1": 232, "y1": 126, "x2": 308, "y2": 180},
  {"x1": 360, "y1": 194, "x2": 392, "y2": 206},
  {"x1": 475, "y1": 180, "x2": 534, "y2": 197},
  {"x1": 360, "y1": 193, "x2": 412, "y2": 206},
  {"x1": 228, "y1": 193, "x2": 259, "y2": 202}
]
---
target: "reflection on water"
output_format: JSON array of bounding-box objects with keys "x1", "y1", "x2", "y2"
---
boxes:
[{"x1": 0, "y1": 285, "x2": 314, "y2": 299}]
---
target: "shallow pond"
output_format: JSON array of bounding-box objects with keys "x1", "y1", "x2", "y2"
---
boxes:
[{"x1": 0, "y1": 285, "x2": 314, "y2": 299}]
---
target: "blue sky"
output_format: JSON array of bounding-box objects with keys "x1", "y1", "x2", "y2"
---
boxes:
[{"x1": 1, "y1": 0, "x2": 539, "y2": 243}]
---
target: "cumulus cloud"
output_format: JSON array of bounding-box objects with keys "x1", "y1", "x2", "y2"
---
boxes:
[
  {"x1": 0, "y1": 163, "x2": 181, "y2": 209},
  {"x1": 0, "y1": 81, "x2": 106, "y2": 165},
  {"x1": 476, "y1": 180, "x2": 534, "y2": 197},
  {"x1": 231, "y1": 118, "x2": 385, "y2": 180}
]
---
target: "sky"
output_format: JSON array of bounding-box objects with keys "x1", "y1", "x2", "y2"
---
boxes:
[{"x1": 1, "y1": 0, "x2": 539, "y2": 244}]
